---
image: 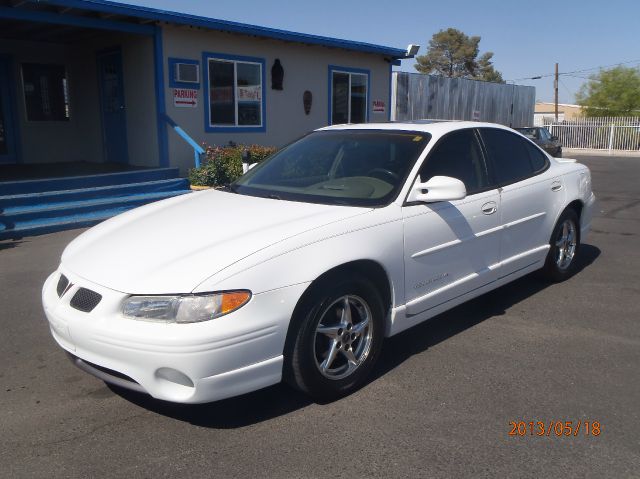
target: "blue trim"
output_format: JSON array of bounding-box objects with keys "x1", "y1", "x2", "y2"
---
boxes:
[
  {"x1": 202, "y1": 51, "x2": 266, "y2": 133},
  {"x1": 154, "y1": 26, "x2": 169, "y2": 168},
  {"x1": 35, "y1": 0, "x2": 409, "y2": 59},
  {"x1": 0, "y1": 4, "x2": 154, "y2": 35},
  {"x1": 327, "y1": 65, "x2": 371, "y2": 125},
  {"x1": 167, "y1": 58, "x2": 200, "y2": 89},
  {"x1": 388, "y1": 63, "x2": 393, "y2": 121}
]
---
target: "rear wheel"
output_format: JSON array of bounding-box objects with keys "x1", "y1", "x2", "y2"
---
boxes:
[
  {"x1": 285, "y1": 276, "x2": 385, "y2": 402},
  {"x1": 540, "y1": 208, "x2": 580, "y2": 282}
]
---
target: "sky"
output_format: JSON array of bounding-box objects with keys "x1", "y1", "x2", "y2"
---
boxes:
[{"x1": 119, "y1": 0, "x2": 640, "y2": 104}]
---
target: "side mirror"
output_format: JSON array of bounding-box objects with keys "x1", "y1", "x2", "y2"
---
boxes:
[
  {"x1": 407, "y1": 175, "x2": 467, "y2": 203},
  {"x1": 551, "y1": 135, "x2": 559, "y2": 141}
]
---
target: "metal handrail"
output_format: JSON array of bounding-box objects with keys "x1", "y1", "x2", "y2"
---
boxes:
[{"x1": 162, "y1": 114, "x2": 205, "y2": 168}]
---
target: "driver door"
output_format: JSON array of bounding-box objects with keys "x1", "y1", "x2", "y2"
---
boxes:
[{"x1": 402, "y1": 128, "x2": 501, "y2": 316}]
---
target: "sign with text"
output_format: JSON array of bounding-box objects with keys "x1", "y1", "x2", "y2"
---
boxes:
[
  {"x1": 237, "y1": 85, "x2": 262, "y2": 102},
  {"x1": 372, "y1": 100, "x2": 385, "y2": 113},
  {"x1": 173, "y1": 88, "x2": 198, "y2": 108}
]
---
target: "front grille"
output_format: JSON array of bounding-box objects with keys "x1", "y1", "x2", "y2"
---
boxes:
[
  {"x1": 56, "y1": 274, "x2": 69, "y2": 297},
  {"x1": 70, "y1": 287, "x2": 102, "y2": 312}
]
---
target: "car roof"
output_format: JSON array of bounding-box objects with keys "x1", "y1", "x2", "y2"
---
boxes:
[{"x1": 318, "y1": 121, "x2": 515, "y2": 135}]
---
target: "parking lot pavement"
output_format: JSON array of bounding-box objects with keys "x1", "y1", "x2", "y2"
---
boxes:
[{"x1": 1, "y1": 154, "x2": 639, "y2": 478}]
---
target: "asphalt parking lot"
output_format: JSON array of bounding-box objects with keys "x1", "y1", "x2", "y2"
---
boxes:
[{"x1": 1, "y1": 154, "x2": 639, "y2": 478}]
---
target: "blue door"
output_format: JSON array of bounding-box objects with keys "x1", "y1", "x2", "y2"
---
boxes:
[
  {"x1": 97, "y1": 50, "x2": 129, "y2": 164},
  {"x1": 0, "y1": 58, "x2": 18, "y2": 164}
]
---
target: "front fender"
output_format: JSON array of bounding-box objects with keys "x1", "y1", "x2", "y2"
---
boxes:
[{"x1": 193, "y1": 206, "x2": 405, "y2": 309}]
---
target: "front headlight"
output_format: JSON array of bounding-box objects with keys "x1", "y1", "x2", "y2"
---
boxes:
[{"x1": 122, "y1": 291, "x2": 251, "y2": 323}]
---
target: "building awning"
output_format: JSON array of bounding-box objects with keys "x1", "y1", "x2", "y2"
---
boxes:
[{"x1": 1, "y1": 0, "x2": 411, "y2": 59}]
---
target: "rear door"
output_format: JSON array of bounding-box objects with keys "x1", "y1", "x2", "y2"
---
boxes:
[
  {"x1": 402, "y1": 128, "x2": 500, "y2": 316},
  {"x1": 478, "y1": 128, "x2": 565, "y2": 274}
]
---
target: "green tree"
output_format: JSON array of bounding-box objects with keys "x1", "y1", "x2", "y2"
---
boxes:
[
  {"x1": 414, "y1": 28, "x2": 503, "y2": 83},
  {"x1": 576, "y1": 66, "x2": 640, "y2": 117}
]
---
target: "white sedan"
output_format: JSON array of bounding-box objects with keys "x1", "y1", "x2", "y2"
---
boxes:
[{"x1": 42, "y1": 121, "x2": 595, "y2": 403}]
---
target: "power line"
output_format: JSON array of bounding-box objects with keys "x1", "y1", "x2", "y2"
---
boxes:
[
  {"x1": 508, "y1": 59, "x2": 640, "y2": 82},
  {"x1": 558, "y1": 77, "x2": 575, "y2": 98},
  {"x1": 562, "y1": 59, "x2": 640, "y2": 75}
]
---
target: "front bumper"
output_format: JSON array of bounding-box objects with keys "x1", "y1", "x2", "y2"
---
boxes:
[{"x1": 42, "y1": 268, "x2": 309, "y2": 403}]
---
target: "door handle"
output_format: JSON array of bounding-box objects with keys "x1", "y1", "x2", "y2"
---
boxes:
[
  {"x1": 481, "y1": 202, "x2": 497, "y2": 215},
  {"x1": 551, "y1": 181, "x2": 563, "y2": 192}
]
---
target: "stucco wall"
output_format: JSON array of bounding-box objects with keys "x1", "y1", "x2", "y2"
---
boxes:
[{"x1": 161, "y1": 25, "x2": 392, "y2": 173}]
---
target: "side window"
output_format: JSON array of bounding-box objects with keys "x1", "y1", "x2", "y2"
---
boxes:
[
  {"x1": 419, "y1": 129, "x2": 487, "y2": 194},
  {"x1": 480, "y1": 128, "x2": 535, "y2": 185},
  {"x1": 523, "y1": 140, "x2": 548, "y2": 172},
  {"x1": 538, "y1": 128, "x2": 550, "y2": 140}
]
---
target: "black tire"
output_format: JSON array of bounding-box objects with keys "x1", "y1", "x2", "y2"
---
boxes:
[
  {"x1": 285, "y1": 275, "x2": 385, "y2": 402},
  {"x1": 540, "y1": 208, "x2": 580, "y2": 282}
]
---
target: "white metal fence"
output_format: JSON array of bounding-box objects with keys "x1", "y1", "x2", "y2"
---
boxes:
[{"x1": 539, "y1": 117, "x2": 640, "y2": 153}]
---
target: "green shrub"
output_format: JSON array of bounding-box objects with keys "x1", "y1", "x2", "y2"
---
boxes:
[{"x1": 188, "y1": 144, "x2": 276, "y2": 187}]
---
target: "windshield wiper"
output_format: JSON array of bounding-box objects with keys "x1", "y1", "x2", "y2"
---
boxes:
[{"x1": 266, "y1": 194, "x2": 281, "y2": 200}]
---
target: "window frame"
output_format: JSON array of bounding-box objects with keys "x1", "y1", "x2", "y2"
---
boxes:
[
  {"x1": 404, "y1": 128, "x2": 492, "y2": 206},
  {"x1": 477, "y1": 127, "x2": 550, "y2": 188},
  {"x1": 328, "y1": 65, "x2": 370, "y2": 125},
  {"x1": 168, "y1": 57, "x2": 200, "y2": 89},
  {"x1": 202, "y1": 51, "x2": 266, "y2": 133}
]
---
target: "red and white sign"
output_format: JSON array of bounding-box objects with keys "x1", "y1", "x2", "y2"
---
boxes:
[
  {"x1": 173, "y1": 88, "x2": 198, "y2": 108},
  {"x1": 372, "y1": 99, "x2": 385, "y2": 113}
]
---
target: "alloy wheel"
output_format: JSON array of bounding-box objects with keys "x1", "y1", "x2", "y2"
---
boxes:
[
  {"x1": 555, "y1": 219, "x2": 577, "y2": 270},
  {"x1": 313, "y1": 295, "x2": 374, "y2": 380}
]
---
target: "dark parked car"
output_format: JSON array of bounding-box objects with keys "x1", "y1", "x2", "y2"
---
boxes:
[{"x1": 516, "y1": 127, "x2": 562, "y2": 157}]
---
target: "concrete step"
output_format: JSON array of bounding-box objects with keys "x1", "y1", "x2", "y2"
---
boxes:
[
  {"x1": 0, "y1": 168, "x2": 182, "y2": 195},
  {"x1": 0, "y1": 190, "x2": 190, "y2": 240},
  {"x1": 0, "y1": 178, "x2": 189, "y2": 213}
]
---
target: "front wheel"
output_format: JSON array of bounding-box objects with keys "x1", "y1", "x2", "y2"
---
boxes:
[
  {"x1": 540, "y1": 208, "x2": 580, "y2": 282},
  {"x1": 285, "y1": 276, "x2": 385, "y2": 402}
]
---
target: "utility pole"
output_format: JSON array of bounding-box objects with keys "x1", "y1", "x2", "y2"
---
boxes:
[{"x1": 554, "y1": 62, "x2": 559, "y2": 121}]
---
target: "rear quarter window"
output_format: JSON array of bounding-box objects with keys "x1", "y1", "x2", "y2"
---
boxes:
[
  {"x1": 480, "y1": 128, "x2": 546, "y2": 186},
  {"x1": 523, "y1": 139, "x2": 549, "y2": 172}
]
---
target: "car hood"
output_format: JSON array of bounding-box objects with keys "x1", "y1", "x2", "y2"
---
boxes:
[{"x1": 61, "y1": 190, "x2": 370, "y2": 294}]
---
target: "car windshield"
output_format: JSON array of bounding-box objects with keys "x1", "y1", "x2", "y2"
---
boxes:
[
  {"x1": 231, "y1": 129, "x2": 431, "y2": 207},
  {"x1": 516, "y1": 127, "x2": 539, "y2": 139}
]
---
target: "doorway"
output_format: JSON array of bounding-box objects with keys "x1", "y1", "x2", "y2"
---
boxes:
[{"x1": 97, "y1": 49, "x2": 129, "y2": 164}]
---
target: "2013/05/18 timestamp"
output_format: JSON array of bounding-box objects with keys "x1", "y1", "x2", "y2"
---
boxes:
[{"x1": 509, "y1": 420, "x2": 601, "y2": 437}]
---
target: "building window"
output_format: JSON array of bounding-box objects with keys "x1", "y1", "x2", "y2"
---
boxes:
[
  {"x1": 204, "y1": 52, "x2": 265, "y2": 131},
  {"x1": 329, "y1": 66, "x2": 369, "y2": 125},
  {"x1": 21, "y1": 63, "x2": 70, "y2": 121},
  {"x1": 168, "y1": 58, "x2": 200, "y2": 89}
]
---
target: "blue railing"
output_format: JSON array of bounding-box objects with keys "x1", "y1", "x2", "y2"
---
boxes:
[{"x1": 162, "y1": 114, "x2": 205, "y2": 168}]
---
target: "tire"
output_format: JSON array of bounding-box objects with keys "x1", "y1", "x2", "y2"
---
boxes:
[
  {"x1": 285, "y1": 275, "x2": 385, "y2": 402},
  {"x1": 540, "y1": 208, "x2": 580, "y2": 282}
]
